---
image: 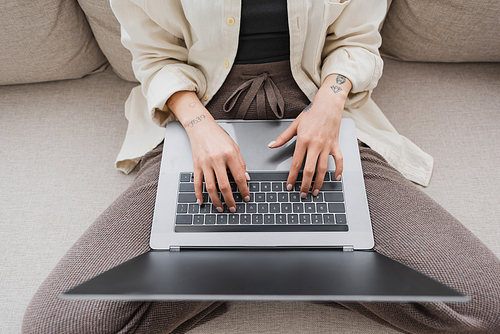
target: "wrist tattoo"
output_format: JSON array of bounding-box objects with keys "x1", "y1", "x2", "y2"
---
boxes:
[
  {"x1": 185, "y1": 114, "x2": 206, "y2": 128},
  {"x1": 336, "y1": 75, "x2": 346, "y2": 85},
  {"x1": 330, "y1": 85, "x2": 343, "y2": 93},
  {"x1": 303, "y1": 102, "x2": 313, "y2": 112}
]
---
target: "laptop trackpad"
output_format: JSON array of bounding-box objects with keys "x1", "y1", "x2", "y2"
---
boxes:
[{"x1": 62, "y1": 250, "x2": 467, "y2": 302}]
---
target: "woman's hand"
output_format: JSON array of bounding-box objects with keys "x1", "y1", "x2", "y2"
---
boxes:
[
  {"x1": 168, "y1": 91, "x2": 250, "y2": 212},
  {"x1": 268, "y1": 74, "x2": 351, "y2": 197}
]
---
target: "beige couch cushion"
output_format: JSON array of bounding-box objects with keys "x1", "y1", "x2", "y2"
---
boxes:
[
  {"x1": 0, "y1": 0, "x2": 107, "y2": 85},
  {"x1": 78, "y1": 0, "x2": 138, "y2": 82},
  {"x1": 381, "y1": 0, "x2": 500, "y2": 62}
]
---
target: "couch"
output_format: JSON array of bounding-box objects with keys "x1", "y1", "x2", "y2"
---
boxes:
[{"x1": 1, "y1": 0, "x2": 499, "y2": 333}]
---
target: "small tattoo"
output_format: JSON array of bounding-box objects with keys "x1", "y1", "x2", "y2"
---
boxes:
[
  {"x1": 336, "y1": 75, "x2": 346, "y2": 85},
  {"x1": 331, "y1": 85, "x2": 343, "y2": 93},
  {"x1": 303, "y1": 103, "x2": 313, "y2": 112},
  {"x1": 186, "y1": 114, "x2": 206, "y2": 128},
  {"x1": 188, "y1": 101, "x2": 196, "y2": 108}
]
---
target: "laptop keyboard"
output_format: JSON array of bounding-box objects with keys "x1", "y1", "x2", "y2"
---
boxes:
[{"x1": 175, "y1": 171, "x2": 348, "y2": 232}]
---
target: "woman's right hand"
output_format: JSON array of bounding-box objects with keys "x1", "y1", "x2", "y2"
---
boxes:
[{"x1": 168, "y1": 91, "x2": 250, "y2": 213}]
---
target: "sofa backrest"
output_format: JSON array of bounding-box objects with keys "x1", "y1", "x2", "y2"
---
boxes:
[
  {"x1": 381, "y1": 0, "x2": 500, "y2": 62},
  {"x1": 0, "y1": 0, "x2": 107, "y2": 85}
]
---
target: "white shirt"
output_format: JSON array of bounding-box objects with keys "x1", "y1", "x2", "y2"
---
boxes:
[{"x1": 111, "y1": 0, "x2": 433, "y2": 186}]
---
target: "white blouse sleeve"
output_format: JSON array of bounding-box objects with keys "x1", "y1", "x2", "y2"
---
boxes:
[
  {"x1": 110, "y1": 0, "x2": 207, "y2": 126},
  {"x1": 320, "y1": 0, "x2": 386, "y2": 94}
]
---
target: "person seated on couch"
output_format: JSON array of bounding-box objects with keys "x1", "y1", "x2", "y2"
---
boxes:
[{"x1": 22, "y1": 1, "x2": 500, "y2": 333}]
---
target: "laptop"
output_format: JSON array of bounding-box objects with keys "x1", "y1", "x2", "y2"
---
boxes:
[{"x1": 62, "y1": 119, "x2": 467, "y2": 302}]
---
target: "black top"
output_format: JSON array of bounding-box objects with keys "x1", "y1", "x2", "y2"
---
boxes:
[{"x1": 234, "y1": 0, "x2": 290, "y2": 64}]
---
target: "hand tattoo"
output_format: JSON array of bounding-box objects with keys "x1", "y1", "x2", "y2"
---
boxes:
[
  {"x1": 303, "y1": 102, "x2": 313, "y2": 112},
  {"x1": 330, "y1": 85, "x2": 343, "y2": 93},
  {"x1": 186, "y1": 114, "x2": 206, "y2": 128},
  {"x1": 336, "y1": 75, "x2": 346, "y2": 85}
]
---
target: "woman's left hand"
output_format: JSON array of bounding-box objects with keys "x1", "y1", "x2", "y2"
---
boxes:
[{"x1": 268, "y1": 74, "x2": 352, "y2": 198}]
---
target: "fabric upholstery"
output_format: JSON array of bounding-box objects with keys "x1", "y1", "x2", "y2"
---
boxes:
[
  {"x1": 380, "y1": 0, "x2": 500, "y2": 62},
  {"x1": 0, "y1": 0, "x2": 107, "y2": 85},
  {"x1": 77, "y1": 0, "x2": 138, "y2": 82}
]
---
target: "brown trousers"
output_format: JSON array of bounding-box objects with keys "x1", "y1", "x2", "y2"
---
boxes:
[{"x1": 22, "y1": 61, "x2": 500, "y2": 333}]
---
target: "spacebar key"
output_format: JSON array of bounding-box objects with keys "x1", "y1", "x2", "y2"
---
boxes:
[
  {"x1": 247, "y1": 172, "x2": 289, "y2": 181},
  {"x1": 175, "y1": 224, "x2": 348, "y2": 232}
]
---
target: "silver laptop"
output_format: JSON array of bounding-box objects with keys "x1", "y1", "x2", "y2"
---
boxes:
[{"x1": 62, "y1": 119, "x2": 467, "y2": 302}]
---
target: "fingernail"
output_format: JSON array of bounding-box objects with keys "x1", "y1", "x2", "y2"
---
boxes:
[
  {"x1": 245, "y1": 172, "x2": 251, "y2": 181},
  {"x1": 229, "y1": 207, "x2": 236, "y2": 213},
  {"x1": 217, "y1": 207, "x2": 223, "y2": 213},
  {"x1": 268, "y1": 140, "x2": 277, "y2": 148},
  {"x1": 301, "y1": 192, "x2": 307, "y2": 198},
  {"x1": 197, "y1": 199, "x2": 202, "y2": 205},
  {"x1": 336, "y1": 174, "x2": 341, "y2": 181},
  {"x1": 244, "y1": 196, "x2": 250, "y2": 202},
  {"x1": 287, "y1": 184, "x2": 293, "y2": 191},
  {"x1": 312, "y1": 189, "x2": 319, "y2": 196}
]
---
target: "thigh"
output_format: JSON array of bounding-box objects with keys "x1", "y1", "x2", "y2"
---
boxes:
[
  {"x1": 22, "y1": 143, "x2": 226, "y2": 334},
  {"x1": 337, "y1": 144, "x2": 500, "y2": 333}
]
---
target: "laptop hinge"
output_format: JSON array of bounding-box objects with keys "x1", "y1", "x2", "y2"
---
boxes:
[
  {"x1": 343, "y1": 245, "x2": 354, "y2": 252},
  {"x1": 169, "y1": 246, "x2": 181, "y2": 252}
]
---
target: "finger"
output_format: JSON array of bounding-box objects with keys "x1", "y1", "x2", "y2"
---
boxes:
[
  {"x1": 230, "y1": 145, "x2": 251, "y2": 202},
  {"x1": 193, "y1": 165, "x2": 204, "y2": 205},
  {"x1": 286, "y1": 141, "x2": 306, "y2": 192},
  {"x1": 331, "y1": 144, "x2": 344, "y2": 181},
  {"x1": 204, "y1": 169, "x2": 222, "y2": 212},
  {"x1": 214, "y1": 167, "x2": 236, "y2": 213},
  {"x1": 300, "y1": 147, "x2": 321, "y2": 197},
  {"x1": 268, "y1": 119, "x2": 299, "y2": 148},
  {"x1": 311, "y1": 151, "x2": 330, "y2": 196}
]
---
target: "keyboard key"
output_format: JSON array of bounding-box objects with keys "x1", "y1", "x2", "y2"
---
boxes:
[
  {"x1": 322, "y1": 182, "x2": 342, "y2": 191},
  {"x1": 312, "y1": 214, "x2": 323, "y2": 224},
  {"x1": 261, "y1": 182, "x2": 271, "y2": 192},
  {"x1": 258, "y1": 203, "x2": 268, "y2": 213},
  {"x1": 264, "y1": 214, "x2": 275, "y2": 224},
  {"x1": 290, "y1": 193, "x2": 300, "y2": 202},
  {"x1": 246, "y1": 203, "x2": 257, "y2": 213},
  {"x1": 176, "y1": 215, "x2": 192, "y2": 224},
  {"x1": 323, "y1": 214, "x2": 335, "y2": 224},
  {"x1": 313, "y1": 193, "x2": 324, "y2": 202},
  {"x1": 230, "y1": 183, "x2": 238, "y2": 192},
  {"x1": 177, "y1": 204, "x2": 188, "y2": 213},
  {"x1": 179, "y1": 183, "x2": 195, "y2": 192},
  {"x1": 294, "y1": 182, "x2": 301, "y2": 191},
  {"x1": 276, "y1": 214, "x2": 287, "y2": 224},
  {"x1": 288, "y1": 214, "x2": 299, "y2": 224},
  {"x1": 233, "y1": 193, "x2": 243, "y2": 202},
  {"x1": 270, "y1": 203, "x2": 281, "y2": 213},
  {"x1": 249, "y1": 182, "x2": 259, "y2": 192},
  {"x1": 299, "y1": 214, "x2": 311, "y2": 224},
  {"x1": 199, "y1": 203, "x2": 211, "y2": 213},
  {"x1": 217, "y1": 214, "x2": 228, "y2": 224},
  {"x1": 247, "y1": 171, "x2": 288, "y2": 181},
  {"x1": 255, "y1": 193, "x2": 266, "y2": 202},
  {"x1": 235, "y1": 203, "x2": 246, "y2": 213},
  {"x1": 266, "y1": 193, "x2": 277, "y2": 202},
  {"x1": 193, "y1": 215, "x2": 204, "y2": 224},
  {"x1": 305, "y1": 203, "x2": 316, "y2": 213},
  {"x1": 316, "y1": 203, "x2": 328, "y2": 213},
  {"x1": 281, "y1": 203, "x2": 292, "y2": 213},
  {"x1": 178, "y1": 193, "x2": 197, "y2": 203},
  {"x1": 229, "y1": 214, "x2": 239, "y2": 225},
  {"x1": 328, "y1": 203, "x2": 345, "y2": 213},
  {"x1": 293, "y1": 203, "x2": 304, "y2": 213},
  {"x1": 278, "y1": 192, "x2": 289, "y2": 202},
  {"x1": 188, "y1": 204, "x2": 199, "y2": 214},
  {"x1": 335, "y1": 214, "x2": 347, "y2": 225},
  {"x1": 180, "y1": 173, "x2": 191, "y2": 182},
  {"x1": 240, "y1": 214, "x2": 251, "y2": 224},
  {"x1": 300, "y1": 193, "x2": 312, "y2": 202},
  {"x1": 252, "y1": 214, "x2": 263, "y2": 224},
  {"x1": 324, "y1": 192, "x2": 344, "y2": 202},
  {"x1": 272, "y1": 182, "x2": 282, "y2": 191}
]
